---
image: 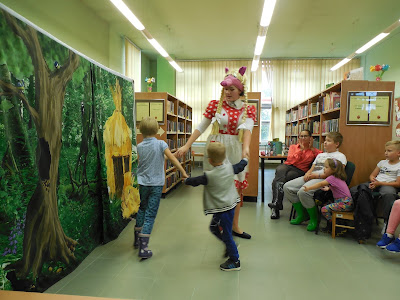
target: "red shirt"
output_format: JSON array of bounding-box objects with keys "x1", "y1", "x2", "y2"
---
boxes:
[{"x1": 284, "y1": 144, "x2": 322, "y2": 172}]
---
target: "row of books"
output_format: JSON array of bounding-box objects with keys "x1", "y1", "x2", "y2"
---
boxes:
[
  {"x1": 298, "y1": 105, "x2": 308, "y2": 119},
  {"x1": 186, "y1": 110, "x2": 192, "y2": 120},
  {"x1": 321, "y1": 118, "x2": 339, "y2": 133},
  {"x1": 186, "y1": 124, "x2": 192, "y2": 133},
  {"x1": 178, "y1": 106, "x2": 186, "y2": 118},
  {"x1": 167, "y1": 138, "x2": 176, "y2": 149},
  {"x1": 167, "y1": 100, "x2": 175, "y2": 114},
  {"x1": 322, "y1": 92, "x2": 340, "y2": 112},
  {"x1": 167, "y1": 120, "x2": 177, "y2": 132},
  {"x1": 165, "y1": 172, "x2": 179, "y2": 189},
  {"x1": 178, "y1": 122, "x2": 185, "y2": 132},
  {"x1": 285, "y1": 136, "x2": 321, "y2": 148}
]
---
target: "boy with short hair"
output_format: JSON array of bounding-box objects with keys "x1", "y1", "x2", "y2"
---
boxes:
[
  {"x1": 184, "y1": 142, "x2": 248, "y2": 271},
  {"x1": 283, "y1": 132, "x2": 347, "y2": 231},
  {"x1": 352, "y1": 140, "x2": 400, "y2": 240},
  {"x1": 134, "y1": 117, "x2": 188, "y2": 259}
]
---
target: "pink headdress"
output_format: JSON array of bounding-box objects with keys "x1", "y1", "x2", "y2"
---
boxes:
[{"x1": 220, "y1": 67, "x2": 247, "y2": 92}]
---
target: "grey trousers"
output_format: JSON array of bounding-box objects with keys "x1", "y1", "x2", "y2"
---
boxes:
[{"x1": 283, "y1": 176, "x2": 324, "y2": 209}]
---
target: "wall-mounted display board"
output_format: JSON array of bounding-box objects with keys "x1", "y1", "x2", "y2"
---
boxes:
[
  {"x1": 135, "y1": 99, "x2": 165, "y2": 124},
  {"x1": 347, "y1": 91, "x2": 392, "y2": 125}
]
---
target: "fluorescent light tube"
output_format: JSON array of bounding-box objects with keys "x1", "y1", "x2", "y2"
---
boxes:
[
  {"x1": 109, "y1": 0, "x2": 145, "y2": 30},
  {"x1": 355, "y1": 33, "x2": 389, "y2": 54},
  {"x1": 169, "y1": 61, "x2": 183, "y2": 73},
  {"x1": 148, "y1": 39, "x2": 169, "y2": 57},
  {"x1": 251, "y1": 60, "x2": 260, "y2": 72},
  {"x1": 254, "y1": 36, "x2": 266, "y2": 55},
  {"x1": 260, "y1": 0, "x2": 277, "y2": 27},
  {"x1": 330, "y1": 58, "x2": 351, "y2": 71}
]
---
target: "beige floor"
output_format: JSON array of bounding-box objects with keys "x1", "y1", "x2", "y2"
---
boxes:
[{"x1": 45, "y1": 165, "x2": 400, "y2": 300}]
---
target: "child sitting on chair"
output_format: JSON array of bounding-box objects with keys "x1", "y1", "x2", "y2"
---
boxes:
[
  {"x1": 350, "y1": 140, "x2": 400, "y2": 232},
  {"x1": 283, "y1": 132, "x2": 347, "y2": 231},
  {"x1": 303, "y1": 158, "x2": 352, "y2": 232},
  {"x1": 184, "y1": 142, "x2": 248, "y2": 271}
]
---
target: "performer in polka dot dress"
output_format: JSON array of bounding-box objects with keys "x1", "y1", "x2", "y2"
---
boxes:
[{"x1": 176, "y1": 66, "x2": 256, "y2": 239}]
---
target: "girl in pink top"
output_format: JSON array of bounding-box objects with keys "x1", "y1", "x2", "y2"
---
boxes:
[{"x1": 303, "y1": 158, "x2": 353, "y2": 231}]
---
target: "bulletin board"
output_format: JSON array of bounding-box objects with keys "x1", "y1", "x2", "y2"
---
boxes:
[
  {"x1": 135, "y1": 99, "x2": 165, "y2": 124},
  {"x1": 346, "y1": 91, "x2": 392, "y2": 126}
]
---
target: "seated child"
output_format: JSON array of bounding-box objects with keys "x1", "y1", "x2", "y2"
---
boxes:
[
  {"x1": 350, "y1": 140, "x2": 400, "y2": 231},
  {"x1": 377, "y1": 199, "x2": 400, "y2": 252},
  {"x1": 303, "y1": 159, "x2": 352, "y2": 232},
  {"x1": 283, "y1": 132, "x2": 346, "y2": 231},
  {"x1": 184, "y1": 142, "x2": 248, "y2": 271}
]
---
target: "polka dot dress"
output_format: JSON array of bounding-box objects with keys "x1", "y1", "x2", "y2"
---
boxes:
[{"x1": 203, "y1": 100, "x2": 256, "y2": 190}]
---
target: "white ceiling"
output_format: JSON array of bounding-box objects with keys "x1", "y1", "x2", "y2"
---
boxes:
[{"x1": 81, "y1": 0, "x2": 400, "y2": 60}]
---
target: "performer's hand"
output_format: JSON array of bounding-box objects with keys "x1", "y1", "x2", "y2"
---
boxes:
[{"x1": 175, "y1": 145, "x2": 189, "y2": 158}]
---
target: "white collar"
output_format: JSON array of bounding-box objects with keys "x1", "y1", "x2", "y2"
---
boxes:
[{"x1": 226, "y1": 99, "x2": 243, "y2": 109}]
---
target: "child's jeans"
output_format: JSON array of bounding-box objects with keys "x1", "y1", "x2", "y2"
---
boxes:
[
  {"x1": 136, "y1": 185, "x2": 163, "y2": 235},
  {"x1": 321, "y1": 197, "x2": 353, "y2": 221},
  {"x1": 209, "y1": 207, "x2": 239, "y2": 261}
]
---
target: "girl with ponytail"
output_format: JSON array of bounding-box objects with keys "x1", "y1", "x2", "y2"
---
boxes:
[{"x1": 176, "y1": 67, "x2": 257, "y2": 239}]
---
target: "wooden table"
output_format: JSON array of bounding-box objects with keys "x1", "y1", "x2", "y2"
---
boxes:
[{"x1": 260, "y1": 155, "x2": 288, "y2": 202}]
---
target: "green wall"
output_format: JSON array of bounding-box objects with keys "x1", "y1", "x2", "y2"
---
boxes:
[
  {"x1": 361, "y1": 29, "x2": 400, "y2": 97},
  {"x1": 157, "y1": 56, "x2": 176, "y2": 95},
  {"x1": 0, "y1": 0, "x2": 123, "y2": 74}
]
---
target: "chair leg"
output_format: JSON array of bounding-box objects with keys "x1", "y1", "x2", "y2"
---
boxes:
[{"x1": 332, "y1": 213, "x2": 336, "y2": 239}]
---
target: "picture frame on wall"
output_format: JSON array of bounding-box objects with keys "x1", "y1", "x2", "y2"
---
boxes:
[
  {"x1": 248, "y1": 99, "x2": 259, "y2": 126},
  {"x1": 135, "y1": 99, "x2": 165, "y2": 124},
  {"x1": 346, "y1": 91, "x2": 392, "y2": 126}
]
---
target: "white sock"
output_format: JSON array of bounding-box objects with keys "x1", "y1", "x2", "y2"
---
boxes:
[{"x1": 386, "y1": 233, "x2": 394, "y2": 238}]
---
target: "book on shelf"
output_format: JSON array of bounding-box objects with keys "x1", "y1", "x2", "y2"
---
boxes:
[
  {"x1": 310, "y1": 102, "x2": 319, "y2": 115},
  {"x1": 298, "y1": 105, "x2": 308, "y2": 119}
]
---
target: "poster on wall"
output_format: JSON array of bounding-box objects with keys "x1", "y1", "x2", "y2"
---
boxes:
[
  {"x1": 0, "y1": 4, "x2": 137, "y2": 292},
  {"x1": 394, "y1": 98, "x2": 400, "y2": 138},
  {"x1": 346, "y1": 91, "x2": 392, "y2": 126}
]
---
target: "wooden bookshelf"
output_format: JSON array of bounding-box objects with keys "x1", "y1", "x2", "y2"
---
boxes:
[
  {"x1": 135, "y1": 92, "x2": 192, "y2": 194},
  {"x1": 243, "y1": 92, "x2": 261, "y2": 200},
  {"x1": 284, "y1": 80, "x2": 395, "y2": 187}
]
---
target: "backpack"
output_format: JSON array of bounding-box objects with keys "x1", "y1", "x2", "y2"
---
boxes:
[{"x1": 353, "y1": 185, "x2": 375, "y2": 241}]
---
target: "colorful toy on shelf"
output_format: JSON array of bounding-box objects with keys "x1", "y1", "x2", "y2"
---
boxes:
[
  {"x1": 370, "y1": 64, "x2": 390, "y2": 81},
  {"x1": 145, "y1": 77, "x2": 155, "y2": 92}
]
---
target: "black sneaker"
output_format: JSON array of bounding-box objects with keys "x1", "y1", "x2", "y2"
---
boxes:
[
  {"x1": 220, "y1": 259, "x2": 241, "y2": 271},
  {"x1": 270, "y1": 208, "x2": 280, "y2": 219}
]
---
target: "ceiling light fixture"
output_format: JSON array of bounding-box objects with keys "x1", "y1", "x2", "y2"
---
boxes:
[
  {"x1": 251, "y1": 0, "x2": 277, "y2": 72},
  {"x1": 260, "y1": 0, "x2": 277, "y2": 27},
  {"x1": 254, "y1": 36, "x2": 267, "y2": 55},
  {"x1": 109, "y1": 0, "x2": 144, "y2": 30},
  {"x1": 110, "y1": 0, "x2": 183, "y2": 72},
  {"x1": 330, "y1": 18, "x2": 400, "y2": 71},
  {"x1": 355, "y1": 33, "x2": 389, "y2": 54}
]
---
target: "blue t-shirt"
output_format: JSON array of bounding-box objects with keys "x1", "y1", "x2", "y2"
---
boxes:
[{"x1": 137, "y1": 137, "x2": 168, "y2": 186}]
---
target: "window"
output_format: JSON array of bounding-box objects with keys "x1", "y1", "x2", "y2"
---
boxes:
[{"x1": 259, "y1": 68, "x2": 272, "y2": 142}]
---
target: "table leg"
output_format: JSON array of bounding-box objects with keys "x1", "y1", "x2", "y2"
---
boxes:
[{"x1": 261, "y1": 157, "x2": 265, "y2": 202}]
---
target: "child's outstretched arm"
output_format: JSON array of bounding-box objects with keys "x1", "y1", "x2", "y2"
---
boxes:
[
  {"x1": 303, "y1": 180, "x2": 329, "y2": 192},
  {"x1": 232, "y1": 158, "x2": 248, "y2": 174},
  {"x1": 185, "y1": 174, "x2": 208, "y2": 187},
  {"x1": 164, "y1": 148, "x2": 188, "y2": 179}
]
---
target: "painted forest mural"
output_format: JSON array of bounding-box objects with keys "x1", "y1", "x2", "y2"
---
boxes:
[{"x1": 0, "y1": 6, "x2": 138, "y2": 291}]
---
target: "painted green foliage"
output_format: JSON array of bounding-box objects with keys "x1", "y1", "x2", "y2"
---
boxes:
[{"x1": 0, "y1": 8, "x2": 136, "y2": 291}]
